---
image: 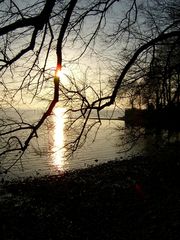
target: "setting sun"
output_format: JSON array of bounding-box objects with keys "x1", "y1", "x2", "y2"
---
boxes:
[
  {"x1": 55, "y1": 64, "x2": 62, "y2": 77},
  {"x1": 55, "y1": 68, "x2": 63, "y2": 79}
]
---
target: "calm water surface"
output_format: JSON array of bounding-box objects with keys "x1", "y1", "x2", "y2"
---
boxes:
[{"x1": 1, "y1": 108, "x2": 156, "y2": 179}]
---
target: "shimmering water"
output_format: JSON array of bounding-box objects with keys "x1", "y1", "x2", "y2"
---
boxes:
[{"x1": 0, "y1": 108, "x2": 167, "y2": 180}]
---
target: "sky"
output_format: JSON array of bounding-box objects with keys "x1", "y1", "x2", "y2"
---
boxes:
[{"x1": 0, "y1": 0, "x2": 171, "y2": 111}]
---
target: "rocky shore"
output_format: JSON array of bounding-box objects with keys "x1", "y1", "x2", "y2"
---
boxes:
[{"x1": 0, "y1": 143, "x2": 180, "y2": 240}]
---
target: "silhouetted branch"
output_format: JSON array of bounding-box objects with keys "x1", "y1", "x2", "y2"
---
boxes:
[
  {"x1": 98, "y1": 31, "x2": 180, "y2": 110},
  {"x1": 0, "y1": 0, "x2": 56, "y2": 36},
  {"x1": 0, "y1": 0, "x2": 180, "y2": 173}
]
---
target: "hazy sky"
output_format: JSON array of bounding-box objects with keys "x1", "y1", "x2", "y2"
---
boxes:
[{"x1": 0, "y1": 0, "x2": 171, "y2": 110}]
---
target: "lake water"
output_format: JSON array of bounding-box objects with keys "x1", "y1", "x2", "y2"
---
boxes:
[{"x1": 0, "y1": 107, "x2": 172, "y2": 180}]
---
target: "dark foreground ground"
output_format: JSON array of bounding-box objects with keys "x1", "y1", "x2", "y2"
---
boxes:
[{"x1": 0, "y1": 143, "x2": 180, "y2": 240}]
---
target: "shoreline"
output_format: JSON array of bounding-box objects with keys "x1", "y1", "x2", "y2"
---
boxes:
[{"x1": 0, "y1": 144, "x2": 180, "y2": 239}]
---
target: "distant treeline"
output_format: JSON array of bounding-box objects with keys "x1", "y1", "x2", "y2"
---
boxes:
[{"x1": 124, "y1": 104, "x2": 180, "y2": 130}]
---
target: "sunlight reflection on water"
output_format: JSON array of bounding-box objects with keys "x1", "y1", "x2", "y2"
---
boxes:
[
  {"x1": 52, "y1": 107, "x2": 66, "y2": 171},
  {"x1": 2, "y1": 107, "x2": 158, "y2": 180}
]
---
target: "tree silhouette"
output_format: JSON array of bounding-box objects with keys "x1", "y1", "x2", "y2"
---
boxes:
[
  {"x1": 0, "y1": 0, "x2": 180, "y2": 172},
  {"x1": 112, "y1": 0, "x2": 180, "y2": 109}
]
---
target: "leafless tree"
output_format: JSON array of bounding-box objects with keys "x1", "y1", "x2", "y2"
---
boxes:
[{"x1": 0, "y1": 0, "x2": 180, "y2": 173}]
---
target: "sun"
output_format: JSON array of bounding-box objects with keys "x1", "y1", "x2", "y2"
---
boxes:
[
  {"x1": 55, "y1": 69, "x2": 64, "y2": 79},
  {"x1": 54, "y1": 64, "x2": 69, "y2": 86},
  {"x1": 55, "y1": 64, "x2": 63, "y2": 79}
]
